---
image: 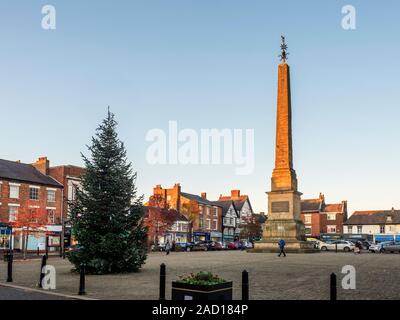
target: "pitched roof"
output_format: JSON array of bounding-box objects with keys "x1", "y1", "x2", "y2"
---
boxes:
[
  {"x1": 211, "y1": 200, "x2": 238, "y2": 217},
  {"x1": 181, "y1": 192, "x2": 218, "y2": 206},
  {"x1": 344, "y1": 210, "x2": 400, "y2": 225},
  {"x1": 0, "y1": 159, "x2": 63, "y2": 188},
  {"x1": 324, "y1": 203, "x2": 344, "y2": 212},
  {"x1": 301, "y1": 199, "x2": 323, "y2": 212}
]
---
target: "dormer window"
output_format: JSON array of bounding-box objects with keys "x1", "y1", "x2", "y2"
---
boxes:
[{"x1": 387, "y1": 216, "x2": 392, "y2": 223}]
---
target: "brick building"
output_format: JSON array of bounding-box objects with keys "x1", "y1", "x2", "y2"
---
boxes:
[
  {"x1": 48, "y1": 165, "x2": 85, "y2": 247},
  {"x1": 0, "y1": 157, "x2": 63, "y2": 252},
  {"x1": 150, "y1": 184, "x2": 223, "y2": 242},
  {"x1": 300, "y1": 193, "x2": 348, "y2": 239}
]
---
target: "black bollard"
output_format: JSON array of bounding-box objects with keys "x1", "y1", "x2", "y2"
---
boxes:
[
  {"x1": 7, "y1": 251, "x2": 13, "y2": 283},
  {"x1": 335, "y1": 243, "x2": 338, "y2": 253},
  {"x1": 330, "y1": 272, "x2": 337, "y2": 301},
  {"x1": 242, "y1": 270, "x2": 249, "y2": 301},
  {"x1": 159, "y1": 263, "x2": 166, "y2": 300},
  {"x1": 39, "y1": 255, "x2": 47, "y2": 288},
  {"x1": 45, "y1": 237, "x2": 49, "y2": 258},
  {"x1": 78, "y1": 264, "x2": 86, "y2": 295},
  {"x1": 37, "y1": 247, "x2": 39, "y2": 256}
]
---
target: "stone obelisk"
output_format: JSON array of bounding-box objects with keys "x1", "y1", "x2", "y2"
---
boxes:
[{"x1": 254, "y1": 37, "x2": 315, "y2": 253}]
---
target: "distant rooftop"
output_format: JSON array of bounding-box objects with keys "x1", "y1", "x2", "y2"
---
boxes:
[{"x1": 0, "y1": 159, "x2": 62, "y2": 188}]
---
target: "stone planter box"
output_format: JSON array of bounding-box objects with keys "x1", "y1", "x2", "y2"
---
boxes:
[{"x1": 171, "y1": 281, "x2": 233, "y2": 300}]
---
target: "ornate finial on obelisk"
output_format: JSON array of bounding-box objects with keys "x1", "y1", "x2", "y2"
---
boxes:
[{"x1": 279, "y1": 35, "x2": 288, "y2": 63}]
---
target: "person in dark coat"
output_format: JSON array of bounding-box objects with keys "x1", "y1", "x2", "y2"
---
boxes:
[
  {"x1": 278, "y1": 239, "x2": 286, "y2": 257},
  {"x1": 165, "y1": 240, "x2": 171, "y2": 255}
]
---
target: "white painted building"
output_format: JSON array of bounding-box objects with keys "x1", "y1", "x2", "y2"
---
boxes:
[{"x1": 343, "y1": 208, "x2": 400, "y2": 242}]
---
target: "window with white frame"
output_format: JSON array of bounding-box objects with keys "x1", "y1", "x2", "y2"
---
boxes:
[
  {"x1": 304, "y1": 214, "x2": 312, "y2": 224},
  {"x1": 305, "y1": 226, "x2": 312, "y2": 235},
  {"x1": 347, "y1": 226, "x2": 353, "y2": 234},
  {"x1": 327, "y1": 213, "x2": 336, "y2": 220},
  {"x1": 213, "y1": 219, "x2": 218, "y2": 230},
  {"x1": 0, "y1": 181, "x2": 2, "y2": 197},
  {"x1": 47, "y1": 189, "x2": 56, "y2": 202},
  {"x1": 206, "y1": 207, "x2": 210, "y2": 216},
  {"x1": 379, "y1": 225, "x2": 385, "y2": 233},
  {"x1": 8, "y1": 205, "x2": 18, "y2": 222},
  {"x1": 206, "y1": 219, "x2": 211, "y2": 229},
  {"x1": 357, "y1": 225, "x2": 363, "y2": 234},
  {"x1": 214, "y1": 208, "x2": 218, "y2": 217},
  {"x1": 9, "y1": 184, "x2": 20, "y2": 199},
  {"x1": 29, "y1": 186, "x2": 40, "y2": 200},
  {"x1": 327, "y1": 225, "x2": 336, "y2": 233}
]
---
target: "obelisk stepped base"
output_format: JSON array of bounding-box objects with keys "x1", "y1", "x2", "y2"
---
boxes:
[{"x1": 252, "y1": 239, "x2": 316, "y2": 253}]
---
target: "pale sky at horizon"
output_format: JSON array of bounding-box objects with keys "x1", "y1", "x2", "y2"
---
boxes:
[{"x1": 1, "y1": 1, "x2": 400, "y2": 215}]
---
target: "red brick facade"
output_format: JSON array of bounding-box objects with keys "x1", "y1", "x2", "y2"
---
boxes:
[
  {"x1": 48, "y1": 165, "x2": 85, "y2": 220},
  {"x1": 0, "y1": 180, "x2": 63, "y2": 225},
  {"x1": 149, "y1": 184, "x2": 223, "y2": 241},
  {"x1": 300, "y1": 193, "x2": 347, "y2": 238}
]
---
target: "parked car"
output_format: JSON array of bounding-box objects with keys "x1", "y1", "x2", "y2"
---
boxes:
[
  {"x1": 175, "y1": 242, "x2": 192, "y2": 252},
  {"x1": 188, "y1": 241, "x2": 212, "y2": 251},
  {"x1": 320, "y1": 240, "x2": 355, "y2": 252},
  {"x1": 370, "y1": 241, "x2": 400, "y2": 253},
  {"x1": 227, "y1": 241, "x2": 241, "y2": 250},
  {"x1": 241, "y1": 240, "x2": 254, "y2": 249},
  {"x1": 151, "y1": 243, "x2": 166, "y2": 252},
  {"x1": 66, "y1": 244, "x2": 82, "y2": 253},
  {"x1": 348, "y1": 240, "x2": 372, "y2": 250},
  {"x1": 209, "y1": 241, "x2": 223, "y2": 250},
  {"x1": 369, "y1": 241, "x2": 392, "y2": 253}
]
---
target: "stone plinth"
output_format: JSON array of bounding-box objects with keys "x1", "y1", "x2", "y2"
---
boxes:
[{"x1": 252, "y1": 239, "x2": 316, "y2": 253}]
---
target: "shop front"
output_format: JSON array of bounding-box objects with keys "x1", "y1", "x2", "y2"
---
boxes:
[
  {"x1": 12, "y1": 225, "x2": 62, "y2": 253},
  {"x1": 165, "y1": 232, "x2": 190, "y2": 244},
  {"x1": 210, "y1": 231, "x2": 223, "y2": 243},
  {"x1": 320, "y1": 233, "x2": 343, "y2": 242},
  {"x1": 192, "y1": 231, "x2": 210, "y2": 242},
  {"x1": 373, "y1": 234, "x2": 400, "y2": 243}
]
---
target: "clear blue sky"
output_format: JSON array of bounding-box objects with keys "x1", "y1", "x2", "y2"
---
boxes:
[{"x1": 1, "y1": 1, "x2": 399, "y2": 215}]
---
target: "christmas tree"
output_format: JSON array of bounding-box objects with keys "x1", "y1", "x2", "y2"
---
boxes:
[{"x1": 68, "y1": 109, "x2": 147, "y2": 274}]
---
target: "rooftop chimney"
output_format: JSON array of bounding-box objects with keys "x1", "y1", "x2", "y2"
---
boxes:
[
  {"x1": 32, "y1": 157, "x2": 49, "y2": 175},
  {"x1": 201, "y1": 192, "x2": 207, "y2": 199},
  {"x1": 231, "y1": 190, "x2": 240, "y2": 200}
]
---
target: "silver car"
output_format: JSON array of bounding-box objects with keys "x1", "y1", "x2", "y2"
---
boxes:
[
  {"x1": 320, "y1": 240, "x2": 355, "y2": 252},
  {"x1": 381, "y1": 242, "x2": 400, "y2": 253},
  {"x1": 369, "y1": 241, "x2": 392, "y2": 253}
]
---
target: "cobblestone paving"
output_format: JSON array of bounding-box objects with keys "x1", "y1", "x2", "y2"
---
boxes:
[{"x1": 1, "y1": 251, "x2": 399, "y2": 300}]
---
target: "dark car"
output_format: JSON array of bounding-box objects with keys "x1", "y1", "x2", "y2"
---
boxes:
[
  {"x1": 185, "y1": 241, "x2": 211, "y2": 251},
  {"x1": 209, "y1": 241, "x2": 223, "y2": 250},
  {"x1": 175, "y1": 242, "x2": 194, "y2": 252},
  {"x1": 348, "y1": 240, "x2": 372, "y2": 250},
  {"x1": 151, "y1": 243, "x2": 166, "y2": 252}
]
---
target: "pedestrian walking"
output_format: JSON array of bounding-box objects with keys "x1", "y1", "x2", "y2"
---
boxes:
[
  {"x1": 165, "y1": 240, "x2": 171, "y2": 255},
  {"x1": 354, "y1": 241, "x2": 362, "y2": 254},
  {"x1": 278, "y1": 239, "x2": 286, "y2": 257},
  {"x1": 171, "y1": 240, "x2": 176, "y2": 252}
]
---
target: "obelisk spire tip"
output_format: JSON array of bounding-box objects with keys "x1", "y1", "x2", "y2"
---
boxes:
[{"x1": 279, "y1": 35, "x2": 289, "y2": 63}]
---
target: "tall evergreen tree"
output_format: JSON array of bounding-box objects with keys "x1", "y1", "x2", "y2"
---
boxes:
[{"x1": 68, "y1": 109, "x2": 147, "y2": 274}]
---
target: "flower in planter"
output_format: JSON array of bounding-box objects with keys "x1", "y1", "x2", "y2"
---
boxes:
[{"x1": 177, "y1": 271, "x2": 227, "y2": 285}]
